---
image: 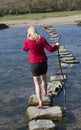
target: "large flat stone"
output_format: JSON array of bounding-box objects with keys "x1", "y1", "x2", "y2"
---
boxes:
[
  {"x1": 61, "y1": 63, "x2": 74, "y2": 68},
  {"x1": 61, "y1": 59, "x2": 79, "y2": 64},
  {"x1": 47, "y1": 81, "x2": 63, "y2": 96},
  {"x1": 29, "y1": 120, "x2": 56, "y2": 130},
  {"x1": 28, "y1": 94, "x2": 52, "y2": 106},
  {"x1": 60, "y1": 54, "x2": 73, "y2": 58},
  {"x1": 50, "y1": 75, "x2": 67, "y2": 82},
  {"x1": 59, "y1": 51, "x2": 71, "y2": 55},
  {"x1": 58, "y1": 45, "x2": 67, "y2": 51},
  {"x1": 61, "y1": 57, "x2": 74, "y2": 61},
  {"x1": 27, "y1": 106, "x2": 63, "y2": 121}
]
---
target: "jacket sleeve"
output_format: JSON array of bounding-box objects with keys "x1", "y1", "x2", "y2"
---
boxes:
[
  {"x1": 42, "y1": 37, "x2": 58, "y2": 52},
  {"x1": 23, "y1": 40, "x2": 29, "y2": 51}
]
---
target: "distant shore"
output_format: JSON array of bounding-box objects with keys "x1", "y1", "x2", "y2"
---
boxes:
[{"x1": 1, "y1": 14, "x2": 81, "y2": 27}]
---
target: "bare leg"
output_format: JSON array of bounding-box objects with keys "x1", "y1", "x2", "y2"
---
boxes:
[
  {"x1": 33, "y1": 76, "x2": 42, "y2": 105},
  {"x1": 41, "y1": 74, "x2": 47, "y2": 95}
]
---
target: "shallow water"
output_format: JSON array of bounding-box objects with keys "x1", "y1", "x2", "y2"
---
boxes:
[
  {"x1": 53, "y1": 25, "x2": 81, "y2": 130},
  {"x1": 0, "y1": 25, "x2": 81, "y2": 130}
]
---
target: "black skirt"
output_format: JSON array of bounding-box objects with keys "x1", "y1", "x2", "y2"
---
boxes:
[{"x1": 31, "y1": 61, "x2": 48, "y2": 76}]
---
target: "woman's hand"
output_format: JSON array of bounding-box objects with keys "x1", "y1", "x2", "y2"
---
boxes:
[{"x1": 55, "y1": 42, "x2": 60, "y2": 46}]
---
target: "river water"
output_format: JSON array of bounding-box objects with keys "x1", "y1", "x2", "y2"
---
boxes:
[{"x1": 0, "y1": 25, "x2": 81, "y2": 130}]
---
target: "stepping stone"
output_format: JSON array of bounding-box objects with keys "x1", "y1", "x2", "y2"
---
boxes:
[
  {"x1": 50, "y1": 34, "x2": 59, "y2": 37},
  {"x1": 29, "y1": 119, "x2": 56, "y2": 130},
  {"x1": 50, "y1": 75, "x2": 67, "y2": 82},
  {"x1": 61, "y1": 59, "x2": 79, "y2": 64},
  {"x1": 27, "y1": 106, "x2": 63, "y2": 121},
  {"x1": 28, "y1": 94, "x2": 52, "y2": 106},
  {"x1": 47, "y1": 81, "x2": 63, "y2": 96},
  {"x1": 59, "y1": 51, "x2": 71, "y2": 55},
  {"x1": 59, "y1": 46, "x2": 67, "y2": 51},
  {"x1": 46, "y1": 30, "x2": 53, "y2": 33},
  {"x1": 61, "y1": 63, "x2": 74, "y2": 68},
  {"x1": 61, "y1": 57, "x2": 75, "y2": 61},
  {"x1": 60, "y1": 54, "x2": 73, "y2": 58},
  {"x1": 59, "y1": 45, "x2": 66, "y2": 50},
  {"x1": 50, "y1": 37, "x2": 60, "y2": 41}
]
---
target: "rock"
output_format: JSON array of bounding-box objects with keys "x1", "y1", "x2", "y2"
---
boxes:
[
  {"x1": 50, "y1": 37, "x2": 60, "y2": 41},
  {"x1": 59, "y1": 49, "x2": 67, "y2": 52},
  {"x1": 50, "y1": 33, "x2": 59, "y2": 37},
  {"x1": 0, "y1": 23, "x2": 9, "y2": 29},
  {"x1": 59, "y1": 45, "x2": 66, "y2": 50},
  {"x1": 61, "y1": 63, "x2": 74, "y2": 68},
  {"x1": 28, "y1": 94, "x2": 52, "y2": 106},
  {"x1": 61, "y1": 59, "x2": 79, "y2": 64},
  {"x1": 50, "y1": 75, "x2": 67, "y2": 82},
  {"x1": 47, "y1": 81, "x2": 63, "y2": 95},
  {"x1": 27, "y1": 106, "x2": 63, "y2": 121},
  {"x1": 59, "y1": 51, "x2": 71, "y2": 55},
  {"x1": 60, "y1": 54, "x2": 73, "y2": 58},
  {"x1": 29, "y1": 120, "x2": 56, "y2": 130},
  {"x1": 61, "y1": 57, "x2": 75, "y2": 61}
]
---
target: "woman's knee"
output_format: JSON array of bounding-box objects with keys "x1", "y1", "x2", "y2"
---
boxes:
[{"x1": 33, "y1": 76, "x2": 40, "y2": 85}]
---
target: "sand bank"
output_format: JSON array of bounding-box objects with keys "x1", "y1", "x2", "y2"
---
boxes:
[{"x1": 1, "y1": 14, "x2": 81, "y2": 27}]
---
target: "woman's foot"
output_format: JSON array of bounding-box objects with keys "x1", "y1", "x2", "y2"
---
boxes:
[{"x1": 37, "y1": 103, "x2": 43, "y2": 109}]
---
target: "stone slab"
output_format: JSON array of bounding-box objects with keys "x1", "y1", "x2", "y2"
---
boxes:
[
  {"x1": 47, "y1": 81, "x2": 63, "y2": 95},
  {"x1": 61, "y1": 59, "x2": 79, "y2": 64},
  {"x1": 59, "y1": 51, "x2": 71, "y2": 55},
  {"x1": 61, "y1": 57, "x2": 74, "y2": 61},
  {"x1": 50, "y1": 75, "x2": 67, "y2": 82},
  {"x1": 61, "y1": 63, "x2": 74, "y2": 68},
  {"x1": 27, "y1": 106, "x2": 63, "y2": 121},
  {"x1": 28, "y1": 94, "x2": 52, "y2": 106},
  {"x1": 29, "y1": 120, "x2": 56, "y2": 130},
  {"x1": 60, "y1": 54, "x2": 73, "y2": 58}
]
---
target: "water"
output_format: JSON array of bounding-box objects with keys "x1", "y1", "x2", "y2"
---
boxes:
[
  {"x1": 53, "y1": 25, "x2": 81, "y2": 130},
  {"x1": 0, "y1": 25, "x2": 81, "y2": 130}
]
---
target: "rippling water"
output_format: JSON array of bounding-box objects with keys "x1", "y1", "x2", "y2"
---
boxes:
[{"x1": 0, "y1": 25, "x2": 81, "y2": 130}]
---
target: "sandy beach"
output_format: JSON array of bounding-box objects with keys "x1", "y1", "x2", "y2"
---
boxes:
[{"x1": 1, "y1": 14, "x2": 81, "y2": 27}]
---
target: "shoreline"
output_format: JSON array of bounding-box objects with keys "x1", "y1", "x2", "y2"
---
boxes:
[{"x1": 1, "y1": 14, "x2": 81, "y2": 27}]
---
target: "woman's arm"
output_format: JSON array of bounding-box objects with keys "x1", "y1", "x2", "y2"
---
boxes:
[
  {"x1": 23, "y1": 40, "x2": 29, "y2": 51},
  {"x1": 42, "y1": 37, "x2": 59, "y2": 52}
]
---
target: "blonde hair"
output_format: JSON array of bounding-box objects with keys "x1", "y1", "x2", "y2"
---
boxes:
[{"x1": 27, "y1": 26, "x2": 40, "y2": 41}]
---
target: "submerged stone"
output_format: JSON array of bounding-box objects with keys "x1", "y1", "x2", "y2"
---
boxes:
[
  {"x1": 27, "y1": 106, "x2": 63, "y2": 121},
  {"x1": 29, "y1": 120, "x2": 56, "y2": 130}
]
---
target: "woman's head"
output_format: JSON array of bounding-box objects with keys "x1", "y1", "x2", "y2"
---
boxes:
[{"x1": 27, "y1": 26, "x2": 40, "y2": 40}]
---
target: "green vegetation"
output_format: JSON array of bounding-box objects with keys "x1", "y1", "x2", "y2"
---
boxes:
[
  {"x1": 75, "y1": 20, "x2": 81, "y2": 26},
  {"x1": 0, "y1": 0, "x2": 81, "y2": 16},
  {"x1": 0, "y1": 10, "x2": 81, "y2": 21}
]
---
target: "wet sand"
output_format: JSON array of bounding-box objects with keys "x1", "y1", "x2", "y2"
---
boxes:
[{"x1": 1, "y1": 14, "x2": 81, "y2": 27}]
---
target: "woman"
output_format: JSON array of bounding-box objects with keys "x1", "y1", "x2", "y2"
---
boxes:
[{"x1": 23, "y1": 26, "x2": 60, "y2": 109}]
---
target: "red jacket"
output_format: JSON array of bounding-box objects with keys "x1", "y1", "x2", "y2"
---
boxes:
[{"x1": 23, "y1": 36, "x2": 58, "y2": 64}]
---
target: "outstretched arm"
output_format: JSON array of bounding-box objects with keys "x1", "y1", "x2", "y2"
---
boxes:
[{"x1": 42, "y1": 37, "x2": 60, "y2": 52}]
